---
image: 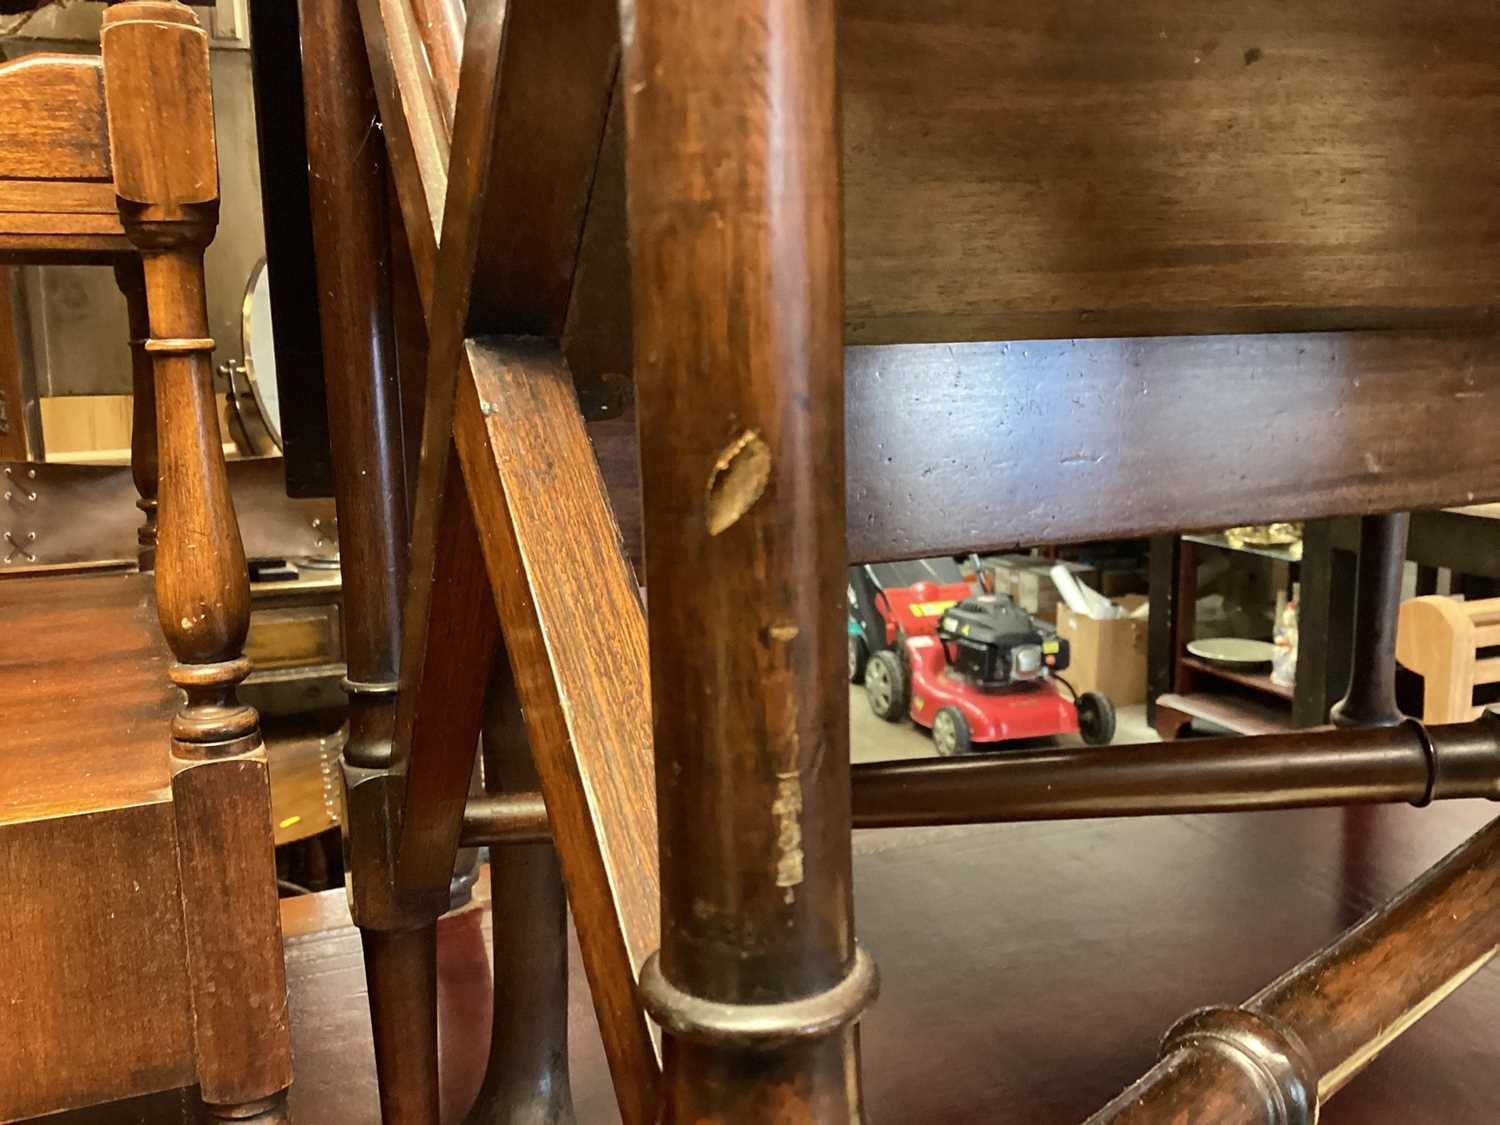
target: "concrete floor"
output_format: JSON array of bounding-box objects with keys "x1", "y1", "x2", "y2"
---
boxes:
[{"x1": 849, "y1": 685, "x2": 1158, "y2": 764}]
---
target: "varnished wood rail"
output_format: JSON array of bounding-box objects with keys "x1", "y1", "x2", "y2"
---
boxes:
[{"x1": 1089, "y1": 813, "x2": 1500, "y2": 1123}]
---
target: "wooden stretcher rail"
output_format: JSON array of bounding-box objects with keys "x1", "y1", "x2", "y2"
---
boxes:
[
  {"x1": 1087, "y1": 812, "x2": 1500, "y2": 1123},
  {"x1": 585, "y1": 330, "x2": 1500, "y2": 566},
  {"x1": 462, "y1": 718, "x2": 1500, "y2": 844},
  {"x1": 851, "y1": 717, "x2": 1500, "y2": 828},
  {"x1": 459, "y1": 792, "x2": 550, "y2": 846}
]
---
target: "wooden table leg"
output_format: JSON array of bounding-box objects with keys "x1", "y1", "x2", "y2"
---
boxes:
[{"x1": 620, "y1": 1, "x2": 874, "y2": 1117}]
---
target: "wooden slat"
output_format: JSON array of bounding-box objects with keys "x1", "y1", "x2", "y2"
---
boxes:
[
  {"x1": 454, "y1": 338, "x2": 659, "y2": 1125},
  {"x1": 353, "y1": 0, "x2": 449, "y2": 308},
  {"x1": 461, "y1": 0, "x2": 616, "y2": 336},
  {"x1": 0, "y1": 180, "x2": 117, "y2": 214},
  {"x1": 567, "y1": 0, "x2": 1500, "y2": 374},
  {"x1": 0, "y1": 55, "x2": 109, "y2": 181},
  {"x1": 586, "y1": 331, "x2": 1500, "y2": 566},
  {"x1": 1472, "y1": 660, "x2": 1500, "y2": 687},
  {"x1": 392, "y1": 459, "x2": 498, "y2": 898}
]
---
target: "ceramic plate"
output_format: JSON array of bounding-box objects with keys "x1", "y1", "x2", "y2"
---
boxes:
[{"x1": 1186, "y1": 637, "x2": 1277, "y2": 667}]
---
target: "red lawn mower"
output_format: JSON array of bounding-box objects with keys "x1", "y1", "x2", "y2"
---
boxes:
[{"x1": 849, "y1": 560, "x2": 1115, "y2": 755}]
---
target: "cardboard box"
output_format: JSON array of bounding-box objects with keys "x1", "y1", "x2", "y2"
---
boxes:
[
  {"x1": 1056, "y1": 594, "x2": 1149, "y2": 706},
  {"x1": 1010, "y1": 560, "x2": 1097, "y2": 617}
]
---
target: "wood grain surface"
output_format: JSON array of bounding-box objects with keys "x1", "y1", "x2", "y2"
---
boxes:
[
  {"x1": 0, "y1": 802, "x2": 193, "y2": 1121},
  {"x1": 0, "y1": 571, "x2": 173, "y2": 822},
  {"x1": 569, "y1": 0, "x2": 1500, "y2": 370},
  {"x1": 455, "y1": 340, "x2": 659, "y2": 1125},
  {"x1": 620, "y1": 0, "x2": 863, "y2": 1117},
  {"x1": 584, "y1": 331, "x2": 1500, "y2": 566},
  {"x1": 261, "y1": 802, "x2": 1500, "y2": 1125},
  {"x1": 0, "y1": 54, "x2": 110, "y2": 181}
]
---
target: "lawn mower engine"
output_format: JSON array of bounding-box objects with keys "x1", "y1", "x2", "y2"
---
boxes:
[{"x1": 937, "y1": 594, "x2": 1069, "y2": 687}]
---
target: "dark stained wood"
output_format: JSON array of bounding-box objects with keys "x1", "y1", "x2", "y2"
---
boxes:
[
  {"x1": 170, "y1": 754, "x2": 292, "y2": 1109},
  {"x1": 353, "y1": 0, "x2": 449, "y2": 306},
  {"x1": 583, "y1": 331, "x2": 1500, "y2": 567},
  {"x1": 408, "y1": 0, "x2": 462, "y2": 133},
  {"x1": 0, "y1": 269, "x2": 27, "y2": 461},
  {"x1": 462, "y1": 0, "x2": 615, "y2": 338},
  {"x1": 1332, "y1": 513, "x2": 1412, "y2": 729},
  {"x1": 619, "y1": 0, "x2": 865, "y2": 1119},
  {"x1": 362, "y1": 926, "x2": 442, "y2": 1125},
  {"x1": 113, "y1": 256, "x2": 158, "y2": 570},
  {"x1": 1091, "y1": 814, "x2": 1500, "y2": 1121},
  {"x1": 849, "y1": 718, "x2": 1500, "y2": 828},
  {"x1": 454, "y1": 341, "x2": 658, "y2": 1125},
  {"x1": 270, "y1": 804, "x2": 1500, "y2": 1125},
  {"x1": 0, "y1": 802, "x2": 193, "y2": 1121},
  {"x1": 393, "y1": 458, "x2": 498, "y2": 903},
  {"x1": 299, "y1": 0, "x2": 408, "y2": 735},
  {"x1": 569, "y1": 1, "x2": 1500, "y2": 373},
  {"x1": 467, "y1": 651, "x2": 575, "y2": 1123}
]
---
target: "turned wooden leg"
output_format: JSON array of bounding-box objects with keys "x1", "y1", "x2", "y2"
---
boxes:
[
  {"x1": 1332, "y1": 513, "x2": 1411, "y2": 729},
  {"x1": 113, "y1": 255, "x2": 157, "y2": 572},
  {"x1": 620, "y1": 0, "x2": 874, "y2": 1117},
  {"x1": 103, "y1": 4, "x2": 292, "y2": 1117},
  {"x1": 465, "y1": 649, "x2": 574, "y2": 1125}
]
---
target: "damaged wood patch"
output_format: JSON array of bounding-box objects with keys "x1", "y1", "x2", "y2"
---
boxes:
[
  {"x1": 706, "y1": 429, "x2": 771, "y2": 535},
  {"x1": 772, "y1": 773, "x2": 804, "y2": 895}
]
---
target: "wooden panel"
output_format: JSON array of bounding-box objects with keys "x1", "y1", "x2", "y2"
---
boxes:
[
  {"x1": 0, "y1": 802, "x2": 193, "y2": 1121},
  {"x1": 840, "y1": 0, "x2": 1500, "y2": 342},
  {"x1": 0, "y1": 571, "x2": 173, "y2": 823},
  {"x1": 170, "y1": 752, "x2": 293, "y2": 1106},
  {"x1": 454, "y1": 339, "x2": 659, "y2": 1125},
  {"x1": 0, "y1": 55, "x2": 109, "y2": 181},
  {"x1": 586, "y1": 331, "x2": 1500, "y2": 565},
  {"x1": 569, "y1": 2, "x2": 1500, "y2": 373}
]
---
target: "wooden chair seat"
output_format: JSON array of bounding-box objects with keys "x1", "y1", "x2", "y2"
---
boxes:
[{"x1": 0, "y1": 572, "x2": 193, "y2": 1119}]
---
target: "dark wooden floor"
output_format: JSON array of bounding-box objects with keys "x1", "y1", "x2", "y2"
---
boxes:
[{"x1": 264, "y1": 800, "x2": 1500, "y2": 1124}]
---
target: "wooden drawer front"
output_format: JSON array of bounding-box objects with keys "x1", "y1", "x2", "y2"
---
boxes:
[{"x1": 246, "y1": 603, "x2": 342, "y2": 671}]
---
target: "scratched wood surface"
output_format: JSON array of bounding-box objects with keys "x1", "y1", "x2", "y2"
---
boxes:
[
  {"x1": 257, "y1": 802, "x2": 1500, "y2": 1125},
  {"x1": 584, "y1": 331, "x2": 1500, "y2": 566}
]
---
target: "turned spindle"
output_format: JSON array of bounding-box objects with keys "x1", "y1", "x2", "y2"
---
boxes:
[
  {"x1": 103, "y1": 2, "x2": 291, "y2": 1118},
  {"x1": 113, "y1": 256, "x2": 158, "y2": 571}
]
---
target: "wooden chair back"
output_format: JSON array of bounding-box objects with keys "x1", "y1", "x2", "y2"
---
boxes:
[{"x1": 1397, "y1": 595, "x2": 1500, "y2": 724}]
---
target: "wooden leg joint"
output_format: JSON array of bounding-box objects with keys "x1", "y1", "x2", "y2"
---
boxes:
[
  {"x1": 639, "y1": 946, "x2": 879, "y2": 1050},
  {"x1": 1161, "y1": 1009, "x2": 1317, "y2": 1125},
  {"x1": 341, "y1": 760, "x2": 448, "y2": 930}
]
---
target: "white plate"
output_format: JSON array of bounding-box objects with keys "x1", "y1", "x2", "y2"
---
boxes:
[{"x1": 1186, "y1": 638, "x2": 1277, "y2": 667}]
